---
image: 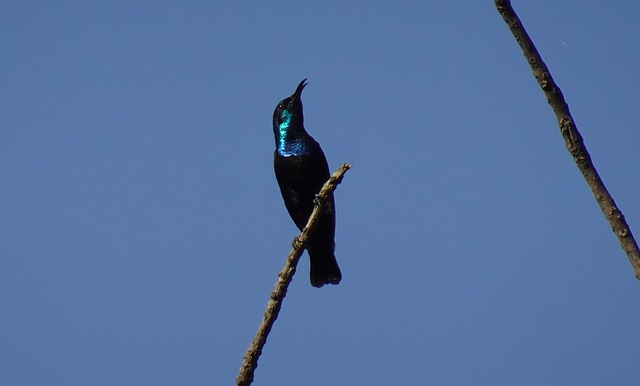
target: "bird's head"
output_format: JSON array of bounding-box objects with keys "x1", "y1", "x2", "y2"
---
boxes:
[{"x1": 273, "y1": 79, "x2": 307, "y2": 132}]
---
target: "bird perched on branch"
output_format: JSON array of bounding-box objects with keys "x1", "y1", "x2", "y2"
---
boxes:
[{"x1": 272, "y1": 79, "x2": 342, "y2": 287}]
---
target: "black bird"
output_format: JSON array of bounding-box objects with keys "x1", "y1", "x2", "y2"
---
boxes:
[{"x1": 273, "y1": 79, "x2": 342, "y2": 287}]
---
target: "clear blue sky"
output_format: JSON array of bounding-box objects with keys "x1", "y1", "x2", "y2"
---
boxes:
[{"x1": 2, "y1": 1, "x2": 639, "y2": 385}]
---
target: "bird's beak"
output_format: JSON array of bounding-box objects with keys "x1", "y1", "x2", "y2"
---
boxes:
[{"x1": 290, "y1": 78, "x2": 308, "y2": 104}]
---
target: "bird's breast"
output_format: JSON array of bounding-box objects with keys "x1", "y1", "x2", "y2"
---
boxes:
[{"x1": 276, "y1": 138, "x2": 313, "y2": 157}]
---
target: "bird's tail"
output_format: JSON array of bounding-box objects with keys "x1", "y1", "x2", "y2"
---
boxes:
[{"x1": 308, "y1": 249, "x2": 342, "y2": 288}]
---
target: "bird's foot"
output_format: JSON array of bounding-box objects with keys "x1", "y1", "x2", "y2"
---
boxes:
[{"x1": 313, "y1": 194, "x2": 323, "y2": 208}]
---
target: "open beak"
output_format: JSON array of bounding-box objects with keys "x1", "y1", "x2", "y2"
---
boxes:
[{"x1": 290, "y1": 78, "x2": 308, "y2": 103}]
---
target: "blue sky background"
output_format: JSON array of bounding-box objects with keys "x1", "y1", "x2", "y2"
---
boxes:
[{"x1": 2, "y1": 1, "x2": 639, "y2": 385}]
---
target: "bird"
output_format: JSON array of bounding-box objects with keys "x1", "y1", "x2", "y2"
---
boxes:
[{"x1": 272, "y1": 79, "x2": 342, "y2": 287}]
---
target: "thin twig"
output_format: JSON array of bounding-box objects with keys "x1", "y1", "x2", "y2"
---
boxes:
[
  {"x1": 494, "y1": 0, "x2": 640, "y2": 279},
  {"x1": 236, "y1": 163, "x2": 351, "y2": 386}
]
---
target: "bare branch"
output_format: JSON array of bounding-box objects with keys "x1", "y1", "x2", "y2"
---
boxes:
[
  {"x1": 494, "y1": 0, "x2": 640, "y2": 279},
  {"x1": 236, "y1": 163, "x2": 352, "y2": 386}
]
